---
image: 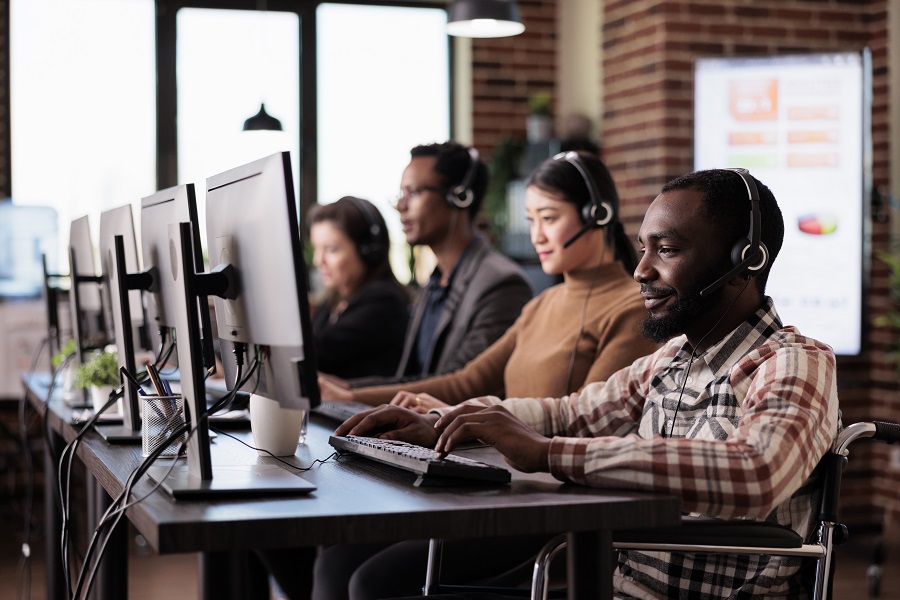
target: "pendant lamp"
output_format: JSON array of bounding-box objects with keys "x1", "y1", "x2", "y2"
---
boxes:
[
  {"x1": 243, "y1": 103, "x2": 283, "y2": 131},
  {"x1": 446, "y1": 0, "x2": 525, "y2": 38}
]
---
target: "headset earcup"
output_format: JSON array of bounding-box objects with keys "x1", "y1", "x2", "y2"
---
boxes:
[
  {"x1": 447, "y1": 187, "x2": 474, "y2": 209},
  {"x1": 580, "y1": 202, "x2": 593, "y2": 224},
  {"x1": 581, "y1": 201, "x2": 614, "y2": 228},
  {"x1": 730, "y1": 239, "x2": 750, "y2": 268},
  {"x1": 731, "y1": 239, "x2": 769, "y2": 273}
]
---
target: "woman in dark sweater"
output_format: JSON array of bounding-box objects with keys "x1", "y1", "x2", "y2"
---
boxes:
[{"x1": 309, "y1": 196, "x2": 409, "y2": 379}]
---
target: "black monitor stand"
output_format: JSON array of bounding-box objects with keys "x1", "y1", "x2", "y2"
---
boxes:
[
  {"x1": 95, "y1": 235, "x2": 152, "y2": 444},
  {"x1": 146, "y1": 223, "x2": 315, "y2": 499}
]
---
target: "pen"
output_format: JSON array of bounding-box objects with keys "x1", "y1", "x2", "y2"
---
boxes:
[
  {"x1": 144, "y1": 360, "x2": 167, "y2": 396},
  {"x1": 119, "y1": 366, "x2": 148, "y2": 397}
]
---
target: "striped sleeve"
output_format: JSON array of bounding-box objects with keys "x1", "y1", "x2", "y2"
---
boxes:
[{"x1": 545, "y1": 337, "x2": 839, "y2": 519}]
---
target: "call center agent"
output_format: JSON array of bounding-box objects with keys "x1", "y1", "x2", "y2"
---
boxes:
[
  {"x1": 322, "y1": 151, "x2": 659, "y2": 414},
  {"x1": 318, "y1": 141, "x2": 532, "y2": 391},
  {"x1": 337, "y1": 169, "x2": 841, "y2": 599},
  {"x1": 308, "y1": 196, "x2": 410, "y2": 379}
]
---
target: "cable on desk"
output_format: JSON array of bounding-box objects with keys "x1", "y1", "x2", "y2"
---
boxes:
[
  {"x1": 71, "y1": 349, "x2": 264, "y2": 600},
  {"x1": 210, "y1": 426, "x2": 340, "y2": 471},
  {"x1": 57, "y1": 385, "x2": 122, "y2": 600}
]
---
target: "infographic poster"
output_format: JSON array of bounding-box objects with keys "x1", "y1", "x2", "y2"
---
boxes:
[{"x1": 694, "y1": 52, "x2": 868, "y2": 355}]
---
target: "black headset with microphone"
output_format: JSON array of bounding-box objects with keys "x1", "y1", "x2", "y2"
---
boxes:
[
  {"x1": 552, "y1": 151, "x2": 616, "y2": 248},
  {"x1": 445, "y1": 147, "x2": 481, "y2": 209},
  {"x1": 342, "y1": 196, "x2": 385, "y2": 266},
  {"x1": 699, "y1": 168, "x2": 769, "y2": 297}
]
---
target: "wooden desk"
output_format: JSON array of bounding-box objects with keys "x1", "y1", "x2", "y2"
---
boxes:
[{"x1": 24, "y1": 374, "x2": 681, "y2": 600}]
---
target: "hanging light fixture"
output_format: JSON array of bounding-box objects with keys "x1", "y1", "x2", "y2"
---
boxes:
[
  {"x1": 243, "y1": 103, "x2": 283, "y2": 131},
  {"x1": 446, "y1": 0, "x2": 525, "y2": 38}
]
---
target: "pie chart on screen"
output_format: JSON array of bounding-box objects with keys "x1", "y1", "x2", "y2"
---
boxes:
[{"x1": 797, "y1": 214, "x2": 838, "y2": 235}]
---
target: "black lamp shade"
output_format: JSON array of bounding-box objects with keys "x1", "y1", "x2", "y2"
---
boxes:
[
  {"x1": 243, "y1": 103, "x2": 283, "y2": 131},
  {"x1": 447, "y1": 0, "x2": 525, "y2": 38}
]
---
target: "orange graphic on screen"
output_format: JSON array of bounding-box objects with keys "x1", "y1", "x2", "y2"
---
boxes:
[
  {"x1": 728, "y1": 131, "x2": 777, "y2": 145},
  {"x1": 729, "y1": 79, "x2": 778, "y2": 121}
]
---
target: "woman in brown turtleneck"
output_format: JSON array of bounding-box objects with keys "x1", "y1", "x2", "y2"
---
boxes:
[{"x1": 323, "y1": 150, "x2": 657, "y2": 414}]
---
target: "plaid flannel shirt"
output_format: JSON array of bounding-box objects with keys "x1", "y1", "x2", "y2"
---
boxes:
[{"x1": 463, "y1": 298, "x2": 840, "y2": 599}]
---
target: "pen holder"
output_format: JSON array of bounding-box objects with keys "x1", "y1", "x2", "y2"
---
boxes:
[{"x1": 141, "y1": 395, "x2": 186, "y2": 458}]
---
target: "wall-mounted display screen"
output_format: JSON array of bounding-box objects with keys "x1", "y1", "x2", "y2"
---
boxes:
[{"x1": 694, "y1": 51, "x2": 871, "y2": 356}]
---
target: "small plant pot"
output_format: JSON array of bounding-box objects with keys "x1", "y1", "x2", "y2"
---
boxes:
[
  {"x1": 527, "y1": 114, "x2": 553, "y2": 143},
  {"x1": 62, "y1": 365, "x2": 81, "y2": 402},
  {"x1": 90, "y1": 384, "x2": 118, "y2": 414}
]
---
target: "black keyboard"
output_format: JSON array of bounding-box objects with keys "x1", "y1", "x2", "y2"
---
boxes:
[
  {"x1": 313, "y1": 400, "x2": 373, "y2": 422},
  {"x1": 329, "y1": 435, "x2": 511, "y2": 485}
]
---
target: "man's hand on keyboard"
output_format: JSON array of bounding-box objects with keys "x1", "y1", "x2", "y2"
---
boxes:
[
  {"x1": 434, "y1": 404, "x2": 551, "y2": 473},
  {"x1": 334, "y1": 405, "x2": 441, "y2": 449}
]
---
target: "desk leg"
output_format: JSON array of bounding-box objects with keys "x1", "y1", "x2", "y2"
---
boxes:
[
  {"x1": 567, "y1": 530, "x2": 612, "y2": 600},
  {"x1": 87, "y1": 477, "x2": 128, "y2": 600},
  {"x1": 43, "y1": 429, "x2": 66, "y2": 600}
]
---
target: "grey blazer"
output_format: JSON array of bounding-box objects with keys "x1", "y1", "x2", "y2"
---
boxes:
[{"x1": 393, "y1": 236, "x2": 532, "y2": 379}]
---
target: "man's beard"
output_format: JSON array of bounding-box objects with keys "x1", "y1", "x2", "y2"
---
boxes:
[{"x1": 640, "y1": 280, "x2": 719, "y2": 343}]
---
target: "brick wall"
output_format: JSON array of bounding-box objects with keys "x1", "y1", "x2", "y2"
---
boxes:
[
  {"x1": 470, "y1": 0, "x2": 558, "y2": 158},
  {"x1": 469, "y1": 0, "x2": 899, "y2": 523},
  {"x1": 599, "y1": 0, "x2": 898, "y2": 523}
]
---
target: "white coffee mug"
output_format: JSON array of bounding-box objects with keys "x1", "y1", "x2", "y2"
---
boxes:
[{"x1": 249, "y1": 393, "x2": 307, "y2": 456}]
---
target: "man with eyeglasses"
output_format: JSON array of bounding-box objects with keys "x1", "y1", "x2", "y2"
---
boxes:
[{"x1": 320, "y1": 140, "x2": 532, "y2": 391}]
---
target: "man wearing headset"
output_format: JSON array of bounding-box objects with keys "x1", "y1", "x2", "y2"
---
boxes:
[
  {"x1": 321, "y1": 141, "x2": 532, "y2": 389},
  {"x1": 338, "y1": 169, "x2": 841, "y2": 598}
]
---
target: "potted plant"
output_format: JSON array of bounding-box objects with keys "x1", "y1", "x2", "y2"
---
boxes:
[
  {"x1": 526, "y1": 91, "x2": 553, "y2": 142},
  {"x1": 74, "y1": 349, "x2": 120, "y2": 412},
  {"x1": 52, "y1": 338, "x2": 78, "y2": 396},
  {"x1": 876, "y1": 249, "x2": 900, "y2": 371}
]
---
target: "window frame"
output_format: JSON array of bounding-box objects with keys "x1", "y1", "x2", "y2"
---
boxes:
[{"x1": 155, "y1": 0, "x2": 452, "y2": 219}]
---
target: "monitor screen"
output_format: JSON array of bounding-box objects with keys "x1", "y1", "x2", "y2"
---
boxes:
[
  {"x1": 68, "y1": 215, "x2": 105, "y2": 364},
  {"x1": 99, "y1": 204, "x2": 147, "y2": 436},
  {"x1": 694, "y1": 51, "x2": 871, "y2": 355},
  {"x1": 140, "y1": 184, "x2": 210, "y2": 363},
  {"x1": 206, "y1": 151, "x2": 320, "y2": 411},
  {"x1": 69, "y1": 215, "x2": 102, "y2": 312},
  {"x1": 146, "y1": 152, "x2": 319, "y2": 496},
  {"x1": 0, "y1": 203, "x2": 58, "y2": 298},
  {"x1": 99, "y1": 204, "x2": 144, "y2": 334}
]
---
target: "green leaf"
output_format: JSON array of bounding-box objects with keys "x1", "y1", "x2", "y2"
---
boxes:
[{"x1": 74, "y1": 351, "x2": 119, "y2": 389}]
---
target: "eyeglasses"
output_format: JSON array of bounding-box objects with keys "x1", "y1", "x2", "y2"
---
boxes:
[{"x1": 395, "y1": 185, "x2": 445, "y2": 204}]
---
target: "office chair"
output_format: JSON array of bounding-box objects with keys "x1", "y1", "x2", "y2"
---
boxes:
[{"x1": 423, "y1": 421, "x2": 900, "y2": 600}]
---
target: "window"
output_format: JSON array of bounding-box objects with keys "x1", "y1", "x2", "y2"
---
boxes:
[
  {"x1": 317, "y1": 3, "x2": 450, "y2": 281},
  {"x1": 11, "y1": 0, "x2": 451, "y2": 283},
  {"x1": 176, "y1": 7, "x2": 301, "y2": 247},
  {"x1": 10, "y1": 0, "x2": 156, "y2": 271}
]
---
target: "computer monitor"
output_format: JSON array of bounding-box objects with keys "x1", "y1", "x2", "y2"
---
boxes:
[
  {"x1": 67, "y1": 216, "x2": 106, "y2": 403},
  {"x1": 97, "y1": 204, "x2": 148, "y2": 442},
  {"x1": 0, "y1": 203, "x2": 58, "y2": 298},
  {"x1": 140, "y1": 184, "x2": 215, "y2": 370},
  {"x1": 147, "y1": 152, "x2": 318, "y2": 498},
  {"x1": 206, "y1": 154, "x2": 320, "y2": 413}
]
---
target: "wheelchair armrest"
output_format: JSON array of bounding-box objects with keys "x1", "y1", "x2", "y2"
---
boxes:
[{"x1": 613, "y1": 515, "x2": 803, "y2": 549}]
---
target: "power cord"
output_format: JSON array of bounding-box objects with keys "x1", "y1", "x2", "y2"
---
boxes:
[
  {"x1": 666, "y1": 278, "x2": 751, "y2": 438},
  {"x1": 72, "y1": 346, "x2": 262, "y2": 599},
  {"x1": 564, "y1": 242, "x2": 608, "y2": 394}
]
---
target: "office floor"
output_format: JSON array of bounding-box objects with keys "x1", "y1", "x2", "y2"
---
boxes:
[{"x1": 0, "y1": 521, "x2": 898, "y2": 600}]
